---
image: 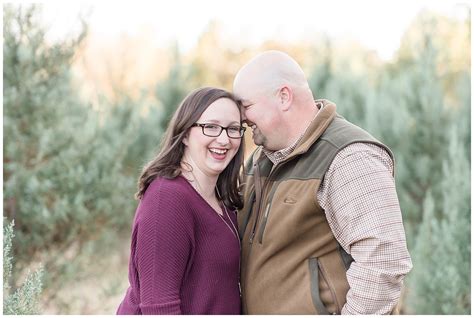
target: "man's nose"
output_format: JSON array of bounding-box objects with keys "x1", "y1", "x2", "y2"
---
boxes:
[
  {"x1": 239, "y1": 103, "x2": 248, "y2": 119},
  {"x1": 241, "y1": 109, "x2": 247, "y2": 122},
  {"x1": 241, "y1": 111, "x2": 252, "y2": 126},
  {"x1": 242, "y1": 117, "x2": 254, "y2": 127}
]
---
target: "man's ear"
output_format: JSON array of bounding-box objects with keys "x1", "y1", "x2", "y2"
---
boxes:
[{"x1": 279, "y1": 86, "x2": 292, "y2": 111}]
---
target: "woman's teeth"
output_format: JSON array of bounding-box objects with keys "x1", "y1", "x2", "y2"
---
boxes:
[{"x1": 209, "y1": 148, "x2": 227, "y2": 155}]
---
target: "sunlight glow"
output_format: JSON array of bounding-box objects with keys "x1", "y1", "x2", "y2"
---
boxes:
[{"x1": 35, "y1": 0, "x2": 470, "y2": 61}]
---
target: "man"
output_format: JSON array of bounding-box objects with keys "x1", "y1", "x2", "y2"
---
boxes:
[{"x1": 233, "y1": 50, "x2": 412, "y2": 315}]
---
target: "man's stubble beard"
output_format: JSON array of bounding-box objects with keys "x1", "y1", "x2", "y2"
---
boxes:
[{"x1": 252, "y1": 129, "x2": 268, "y2": 148}]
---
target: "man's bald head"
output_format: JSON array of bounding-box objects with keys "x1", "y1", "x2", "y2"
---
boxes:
[
  {"x1": 233, "y1": 50, "x2": 308, "y2": 97},
  {"x1": 232, "y1": 50, "x2": 317, "y2": 151}
]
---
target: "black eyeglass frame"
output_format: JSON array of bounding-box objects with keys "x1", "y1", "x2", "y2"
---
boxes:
[{"x1": 191, "y1": 123, "x2": 246, "y2": 139}]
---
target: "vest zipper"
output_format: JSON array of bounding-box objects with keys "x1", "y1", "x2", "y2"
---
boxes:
[
  {"x1": 250, "y1": 180, "x2": 272, "y2": 244},
  {"x1": 242, "y1": 161, "x2": 264, "y2": 312},
  {"x1": 256, "y1": 178, "x2": 281, "y2": 244},
  {"x1": 244, "y1": 155, "x2": 295, "y2": 310},
  {"x1": 257, "y1": 203, "x2": 271, "y2": 244},
  {"x1": 248, "y1": 161, "x2": 265, "y2": 245},
  {"x1": 239, "y1": 189, "x2": 256, "y2": 239},
  {"x1": 252, "y1": 159, "x2": 288, "y2": 245},
  {"x1": 249, "y1": 230, "x2": 256, "y2": 244}
]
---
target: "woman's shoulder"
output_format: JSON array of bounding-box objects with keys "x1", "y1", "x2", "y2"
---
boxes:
[
  {"x1": 146, "y1": 175, "x2": 191, "y2": 196},
  {"x1": 140, "y1": 175, "x2": 196, "y2": 210},
  {"x1": 134, "y1": 176, "x2": 196, "y2": 239}
]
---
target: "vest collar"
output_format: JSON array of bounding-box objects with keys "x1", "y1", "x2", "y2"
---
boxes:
[
  {"x1": 288, "y1": 99, "x2": 337, "y2": 159},
  {"x1": 252, "y1": 99, "x2": 337, "y2": 166}
]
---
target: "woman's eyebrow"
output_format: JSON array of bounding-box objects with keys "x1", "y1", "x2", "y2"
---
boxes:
[{"x1": 200, "y1": 119, "x2": 241, "y2": 125}]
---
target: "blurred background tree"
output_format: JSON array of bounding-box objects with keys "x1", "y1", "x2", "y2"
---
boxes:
[
  {"x1": 155, "y1": 43, "x2": 191, "y2": 130},
  {"x1": 308, "y1": 10, "x2": 470, "y2": 314},
  {"x1": 3, "y1": 219, "x2": 43, "y2": 314},
  {"x1": 3, "y1": 3, "x2": 470, "y2": 315},
  {"x1": 3, "y1": 4, "x2": 159, "y2": 312}
]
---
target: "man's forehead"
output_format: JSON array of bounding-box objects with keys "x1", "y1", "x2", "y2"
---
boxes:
[
  {"x1": 232, "y1": 88, "x2": 251, "y2": 102},
  {"x1": 234, "y1": 68, "x2": 258, "y2": 91},
  {"x1": 234, "y1": 82, "x2": 257, "y2": 98},
  {"x1": 237, "y1": 98, "x2": 253, "y2": 105}
]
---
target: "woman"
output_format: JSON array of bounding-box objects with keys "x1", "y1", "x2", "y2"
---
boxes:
[{"x1": 117, "y1": 87, "x2": 245, "y2": 315}]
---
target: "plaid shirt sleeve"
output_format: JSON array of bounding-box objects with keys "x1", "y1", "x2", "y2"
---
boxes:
[{"x1": 317, "y1": 143, "x2": 413, "y2": 315}]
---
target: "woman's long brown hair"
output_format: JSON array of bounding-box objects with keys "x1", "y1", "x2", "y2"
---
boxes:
[{"x1": 136, "y1": 87, "x2": 245, "y2": 209}]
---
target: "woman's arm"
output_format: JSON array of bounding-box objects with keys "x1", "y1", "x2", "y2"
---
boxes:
[{"x1": 134, "y1": 181, "x2": 194, "y2": 314}]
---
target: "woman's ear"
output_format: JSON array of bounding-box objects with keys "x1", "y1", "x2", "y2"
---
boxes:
[{"x1": 183, "y1": 133, "x2": 189, "y2": 146}]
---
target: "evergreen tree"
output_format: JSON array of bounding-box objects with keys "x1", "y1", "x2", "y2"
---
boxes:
[
  {"x1": 407, "y1": 125, "x2": 470, "y2": 314},
  {"x1": 3, "y1": 4, "x2": 139, "y2": 305},
  {"x1": 3, "y1": 3, "x2": 90, "y2": 259},
  {"x1": 307, "y1": 38, "x2": 380, "y2": 126},
  {"x1": 307, "y1": 13, "x2": 470, "y2": 314},
  {"x1": 363, "y1": 20, "x2": 470, "y2": 313},
  {"x1": 3, "y1": 219, "x2": 44, "y2": 315},
  {"x1": 155, "y1": 44, "x2": 191, "y2": 131}
]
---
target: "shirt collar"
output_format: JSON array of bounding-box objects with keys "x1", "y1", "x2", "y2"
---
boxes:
[{"x1": 263, "y1": 100, "x2": 324, "y2": 165}]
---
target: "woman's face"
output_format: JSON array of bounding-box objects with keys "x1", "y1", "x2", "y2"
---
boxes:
[{"x1": 183, "y1": 98, "x2": 242, "y2": 177}]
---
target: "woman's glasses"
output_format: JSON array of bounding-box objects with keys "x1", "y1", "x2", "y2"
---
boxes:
[{"x1": 192, "y1": 123, "x2": 246, "y2": 139}]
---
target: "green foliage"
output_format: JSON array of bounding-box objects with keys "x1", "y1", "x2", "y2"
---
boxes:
[
  {"x1": 407, "y1": 125, "x2": 470, "y2": 314},
  {"x1": 155, "y1": 44, "x2": 192, "y2": 131},
  {"x1": 4, "y1": 219, "x2": 44, "y2": 315},
  {"x1": 308, "y1": 13, "x2": 470, "y2": 314},
  {"x1": 3, "y1": 3, "x2": 469, "y2": 315},
  {"x1": 3, "y1": 4, "x2": 149, "y2": 306}
]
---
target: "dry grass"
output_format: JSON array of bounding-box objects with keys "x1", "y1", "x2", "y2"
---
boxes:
[{"x1": 40, "y1": 238, "x2": 131, "y2": 314}]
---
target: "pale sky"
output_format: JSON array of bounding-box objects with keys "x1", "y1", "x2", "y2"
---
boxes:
[{"x1": 18, "y1": 0, "x2": 472, "y2": 60}]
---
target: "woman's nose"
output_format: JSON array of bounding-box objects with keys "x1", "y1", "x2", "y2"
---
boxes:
[{"x1": 216, "y1": 129, "x2": 230, "y2": 144}]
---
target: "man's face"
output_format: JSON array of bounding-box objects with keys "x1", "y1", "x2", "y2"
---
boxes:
[{"x1": 234, "y1": 84, "x2": 281, "y2": 150}]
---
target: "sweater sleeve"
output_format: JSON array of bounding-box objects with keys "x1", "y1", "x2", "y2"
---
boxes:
[{"x1": 134, "y1": 181, "x2": 194, "y2": 314}]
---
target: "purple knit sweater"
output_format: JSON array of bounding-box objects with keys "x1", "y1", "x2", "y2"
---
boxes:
[{"x1": 117, "y1": 176, "x2": 241, "y2": 315}]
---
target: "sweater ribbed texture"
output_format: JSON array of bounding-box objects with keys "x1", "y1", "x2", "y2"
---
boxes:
[{"x1": 117, "y1": 175, "x2": 241, "y2": 315}]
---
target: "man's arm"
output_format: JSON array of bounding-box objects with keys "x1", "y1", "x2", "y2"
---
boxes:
[{"x1": 318, "y1": 142, "x2": 413, "y2": 314}]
